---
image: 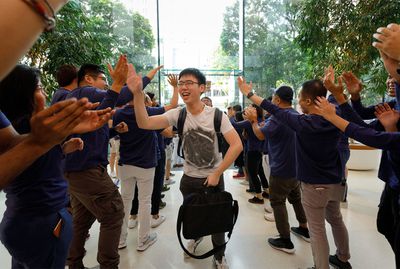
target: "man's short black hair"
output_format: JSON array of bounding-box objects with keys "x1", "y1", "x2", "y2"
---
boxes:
[
  {"x1": 147, "y1": 92, "x2": 155, "y2": 100},
  {"x1": 77, "y1": 64, "x2": 105, "y2": 85},
  {"x1": 179, "y1": 68, "x2": 206, "y2": 85},
  {"x1": 56, "y1": 64, "x2": 77, "y2": 87},
  {"x1": 232, "y1": 104, "x2": 242, "y2": 112},
  {"x1": 301, "y1": 79, "x2": 327, "y2": 100}
]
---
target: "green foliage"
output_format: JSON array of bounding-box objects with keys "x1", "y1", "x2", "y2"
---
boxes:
[
  {"x1": 296, "y1": 0, "x2": 400, "y2": 103},
  {"x1": 219, "y1": 0, "x2": 312, "y2": 99},
  {"x1": 24, "y1": 0, "x2": 155, "y2": 101}
]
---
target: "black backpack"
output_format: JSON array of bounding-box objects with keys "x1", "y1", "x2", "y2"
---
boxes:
[{"x1": 177, "y1": 107, "x2": 228, "y2": 159}]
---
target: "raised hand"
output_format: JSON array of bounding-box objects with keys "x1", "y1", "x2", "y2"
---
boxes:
[
  {"x1": 342, "y1": 71, "x2": 362, "y2": 99},
  {"x1": 71, "y1": 107, "x2": 113, "y2": 134},
  {"x1": 244, "y1": 107, "x2": 257, "y2": 122},
  {"x1": 107, "y1": 55, "x2": 128, "y2": 90},
  {"x1": 314, "y1": 96, "x2": 337, "y2": 120},
  {"x1": 146, "y1": 65, "x2": 164, "y2": 80},
  {"x1": 29, "y1": 97, "x2": 93, "y2": 148},
  {"x1": 374, "y1": 103, "x2": 400, "y2": 132},
  {"x1": 373, "y1": 23, "x2": 400, "y2": 61},
  {"x1": 167, "y1": 74, "x2": 178, "y2": 88},
  {"x1": 237, "y1": 76, "x2": 252, "y2": 96},
  {"x1": 62, "y1": 138, "x2": 84, "y2": 154},
  {"x1": 126, "y1": 64, "x2": 143, "y2": 95},
  {"x1": 379, "y1": 50, "x2": 400, "y2": 83},
  {"x1": 323, "y1": 65, "x2": 344, "y2": 96}
]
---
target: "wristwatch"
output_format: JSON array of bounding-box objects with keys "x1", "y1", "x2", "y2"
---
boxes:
[{"x1": 246, "y1": 91, "x2": 254, "y2": 99}]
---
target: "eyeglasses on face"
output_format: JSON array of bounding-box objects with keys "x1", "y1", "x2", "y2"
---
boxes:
[{"x1": 177, "y1": 80, "x2": 199, "y2": 87}]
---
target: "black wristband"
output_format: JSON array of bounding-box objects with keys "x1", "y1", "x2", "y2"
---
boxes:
[{"x1": 246, "y1": 91, "x2": 254, "y2": 99}]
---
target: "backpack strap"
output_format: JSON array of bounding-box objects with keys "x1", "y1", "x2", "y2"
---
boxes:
[
  {"x1": 177, "y1": 107, "x2": 187, "y2": 159},
  {"x1": 176, "y1": 199, "x2": 239, "y2": 259},
  {"x1": 214, "y1": 108, "x2": 222, "y2": 133},
  {"x1": 214, "y1": 108, "x2": 223, "y2": 153}
]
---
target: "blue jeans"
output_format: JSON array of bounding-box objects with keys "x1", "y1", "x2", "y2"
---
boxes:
[{"x1": 0, "y1": 208, "x2": 72, "y2": 269}]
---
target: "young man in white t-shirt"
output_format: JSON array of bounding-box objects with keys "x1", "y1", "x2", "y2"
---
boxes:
[{"x1": 126, "y1": 65, "x2": 242, "y2": 269}]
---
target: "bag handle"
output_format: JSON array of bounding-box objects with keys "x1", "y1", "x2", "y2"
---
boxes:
[{"x1": 176, "y1": 200, "x2": 239, "y2": 259}]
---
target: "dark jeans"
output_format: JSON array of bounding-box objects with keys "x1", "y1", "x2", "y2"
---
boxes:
[
  {"x1": 377, "y1": 184, "x2": 400, "y2": 269},
  {"x1": 269, "y1": 175, "x2": 307, "y2": 238},
  {"x1": 0, "y1": 208, "x2": 72, "y2": 269},
  {"x1": 131, "y1": 151, "x2": 165, "y2": 216},
  {"x1": 179, "y1": 174, "x2": 226, "y2": 261},
  {"x1": 246, "y1": 150, "x2": 268, "y2": 193},
  {"x1": 65, "y1": 166, "x2": 124, "y2": 269}
]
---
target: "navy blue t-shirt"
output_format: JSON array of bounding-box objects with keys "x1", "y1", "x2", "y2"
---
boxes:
[
  {"x1": 113, "y1": 106, "x2": 165, "y2": 168},
  {"x1": 65, "y1": 87, "x2": 119, "y2": 172},
  {"x1": 230, "y1": 118, "x2": 264, "y2": 152},
  {"x1": 51, "y1": 88, "x2": 70, "y2": 105},
  {"x1": 3, "y1": 118, "x2": 67, "y2": 217},
  {"x1": 0, "y1": 112, "x2": 10, "y2": 128},
  {"x1": 260, "y1": 99, "x2": 343, "y2": 184},
  {"x1": 261, "y1": 108, "x2": 297, "y2": 178},
  {"x1": 340, "y1": 102, "x2": 400, "y2": 190}
]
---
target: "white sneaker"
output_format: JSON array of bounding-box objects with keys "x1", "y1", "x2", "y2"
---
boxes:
[
  {"x1": 184, "y1": 237, "x2": 203, "y2": 258},
  {"x1": 240, "y1": 180, "x2": 249, "y2": 186},
  {"x1": 264, "y1": 212, "x2": 275, "y2": 222},
  {"x1": 128, "y1": 218, "x2": 137, "y2": 229},
  {"x1": 214, "y1": 256, "x2": 229, "y2": 269},
  {"x1": 137, "y1": 232, "x2": 157, "y2": 251},
  {"x1": 118, "y1": 239, "x2": 127, "y2": 249},
  {"x1": 109, "y1": 171, "x2": 116, "y2": 178},
  {"x1": 151, "y1": 215, "x2": 166, "y2": 228},
  {"x1": 264, "y1": 203, "x2": 273, "y2": 213},
  {"x1": 164, "y1": 179, "x2": 176, "y2": 185}
]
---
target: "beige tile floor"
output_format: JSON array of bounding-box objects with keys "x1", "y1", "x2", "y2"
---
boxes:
[{"x1": 0, "y1": 168, "x2": 395, "y2": 269}]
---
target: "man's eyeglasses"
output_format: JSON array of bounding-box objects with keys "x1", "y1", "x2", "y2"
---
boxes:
[{"x1": 177, "y1": 80, "x2": 199, "y2": 87}]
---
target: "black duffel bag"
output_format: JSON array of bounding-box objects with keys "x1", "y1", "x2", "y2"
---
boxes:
[{"x1": 176, "y1": 188, "x2": 239, "y2": 259}]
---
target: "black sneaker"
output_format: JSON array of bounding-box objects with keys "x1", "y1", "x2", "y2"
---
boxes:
[
  {"x1": 159, "y1": 200, "x2": 166, "y2": 209},
  {"x1": 267, "y1": 237, "x2": 295, "y2": 254},
  {"x1": 248, "y1": 196, "x2": 264, "y2": 204},
  {"x1": 162, "y1": 185, "x2": 170, "y2": 192},
  {"x1": 262, "y1": 192, "x2": 270, "y2": 199},
  {"x1": 290, "y1": 226, "x2": 310, "y2": 243},
  {"x1": 329, "y1": 254, "x2": 352, "y2": 269}
]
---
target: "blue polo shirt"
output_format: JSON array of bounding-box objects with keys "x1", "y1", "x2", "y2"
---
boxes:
[
  {"x1": 260, "y1": 99, "x2": 343, "y2": 184},
  {"x1": 340, "y1": 102, "x2": 400, "y2": 190},
  {"x1": 261, "y1": 108, "x2": 297, "y2": 178},
  {"x1": 3, "y1": 118, "x2": 67, "y2": 217},
  {"x1": 230, "y1": 118, "x2": 264, "y2": 152},
  {"x1": 50, "y1": 88, "x2": 70, "y2": 105},
  {"x1": 64, "y1": 87, "x2": 119, "y2": 172},
  {"x1": 0, "y1": 112, "x2": 10, "y2": 128},
  {"x1": 113, "y1": 106, "x2": 165, "y2": 168}
]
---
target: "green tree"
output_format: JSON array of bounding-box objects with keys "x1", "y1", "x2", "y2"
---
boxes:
[
  {"x1": 24, "y1": 0, "x2": 155, "y2": 100},
  {"x1": 219, "y1": 0, "x2": 311, "y2": 101},
  {"x1": 296, "y1": 0, "x2": 400, "y2": 103}
]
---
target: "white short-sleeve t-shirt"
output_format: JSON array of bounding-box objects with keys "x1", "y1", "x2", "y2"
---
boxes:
[{"x1": 164, "y1": 105, "x2": 233, "y2": 178}]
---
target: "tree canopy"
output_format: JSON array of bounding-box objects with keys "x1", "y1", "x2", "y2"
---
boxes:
[{"x1": 24, "y1": 0, "x2": 155, "y2": 99}]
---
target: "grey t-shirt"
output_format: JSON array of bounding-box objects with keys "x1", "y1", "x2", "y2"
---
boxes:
[{"x1": 164, "y1": 105, "x2": 233, "y2": 178}]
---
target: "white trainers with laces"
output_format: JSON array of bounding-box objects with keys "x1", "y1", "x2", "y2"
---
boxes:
[
  {"x1": 137, "y1": 232, "x2": 157, "y2": 251},
  {"x1": 214, "y1": 256, "x2": 229, "y2": 269},
  {"x1": 264, "y1": 203, "x2": 273, "y2": 213},
  {"x1": 264, "y1": 212, "x2": 275, "y2": 222},
  {"x1": 184, "y1": 237, "x2": 203, "y2": 258},
  {"x1": 151, "y1": 215, "x2": 166, "y2": 228},
  {"x1": 164, "y1": 179, "x2": 176, "y2": 185},
  {"x1": 128, "y1": 218, "x2": 137, "y2": 229},
  {"x1": 118, "y1": 238, "x2": 127, "y2": 249}
]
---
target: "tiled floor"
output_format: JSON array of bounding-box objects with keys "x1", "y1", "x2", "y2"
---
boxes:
[{"x1": 0, "y1": 168, "x2": 395, "y2": 269}]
